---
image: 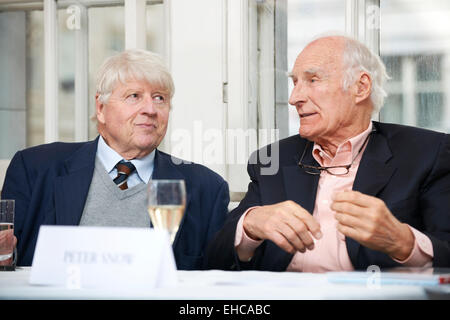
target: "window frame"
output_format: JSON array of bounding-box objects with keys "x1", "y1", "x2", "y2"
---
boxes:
[{"x1": 0, "y1": 0, "x2": 163, "y2": 143}]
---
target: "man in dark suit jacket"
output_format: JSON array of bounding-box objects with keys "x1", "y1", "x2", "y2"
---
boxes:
[
  {"x1": 205, "y1": 36, "x2": 450, "y2": 271},
  {"x1": 0, "y1": 49, "x2": 229, "y2": 270}
]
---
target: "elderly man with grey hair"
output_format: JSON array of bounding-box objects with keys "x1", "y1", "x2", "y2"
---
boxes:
[
  {"x1": 1, "y1": 49, "x2": 229, "y2": 270},
  {"x1": 205, "y1": 35, "x2": 450, "y2": 271}
]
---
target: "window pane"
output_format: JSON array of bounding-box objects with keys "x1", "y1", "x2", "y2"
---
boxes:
[
  {"x1": 86, "y1": 4, "x2": 165, "y2": 140},
  {"x1": 1, "y1": 3, "x2": 166, "y2": 159},
  {"x1": 380, "y1": 0, "x2": 450, "y2": 133},
  {"x1": 380, "y1": 94, "x2": 403, "y2": 123},
  {"x1": 287, "y1": 0, "x2": 346, "y2": 136},
  {"x1": 26, "y1": 10, "x2": 45, "y2": 148},
  {"x1": 416, "y1": 55, "x2": 441, "y2": 81},
  {"x1": 146, "y1": 3, "x2": 165, "y2": 56},
  {"x1": 26, "y1": 9, "x2": 80, "y2": 146},
  {"x1": 59, "y1": 8, "x2": 76, "y2": 142},
  {"x1": 382, "y1": 56, "x2": 402, "y2": 81},
  {"x1": 88, "y1": 6, "x2": 125, "y2": 140},
  {"x1": 416, "y1": 92, "x2": 443, "y2": 129},
  {"x1": 0, "y1": 11, "x2": 27, "y2": 158}
]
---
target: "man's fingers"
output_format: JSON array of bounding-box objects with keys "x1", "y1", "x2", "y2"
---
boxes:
[
  {"x1": 332, "y1": 190, "x2": 380, "y2": 208},
  {"x1": 271, "y1": 231, "x2": 298, "y2": 254},
  {"x1": 275, "y1": 223, "x2": 306, "y2": 253},
  {"x1": 0, "y1": 231, "x2": 15, "y2": 256},
  {"x1": 0, "y1": 229, "x2": 14, "y2": 246},
  {"x1": 245, "y1": 201, "x2": 322, "y2": 254},
  {"x1": 336, "y1": 223, "x2": 359, "y2": 240},
  {"x1": 286, "y1": 202, "x2": 322, "y2": 240},
  {"x1": 335, "y1": 212, "x2": 367, "y2": 230},
  {"x1": 331, "y1": 201, "x2": 364, "y2": 218},
  {"x1": 285, "y1": 216, "x2": 316, "y2": 249},
  {"x1": 298, "y1": 230, "x2": 315, "y2": 250}
]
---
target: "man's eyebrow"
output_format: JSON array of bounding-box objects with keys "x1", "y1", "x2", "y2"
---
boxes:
[
  {"x1": 287, "y1": 68, "x2": 325, "y2": 79},
  {"x1": 122, "y1": 85, "x2": 144, "y2": 91},
  {"x1": 304, "y1": 67, "x2": 323, "y2": 75},
  {"x1": 121, "y1": 88, "x2": 142, "y2": 96}
]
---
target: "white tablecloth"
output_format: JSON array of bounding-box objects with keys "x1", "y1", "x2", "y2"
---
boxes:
[{"x1": 0, "y1": 267, "x2": 439, "y2": 300}]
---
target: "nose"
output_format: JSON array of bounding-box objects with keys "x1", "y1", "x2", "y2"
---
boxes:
[
  {"x1": 139, "y1": 95, "x2": 157, "y2": 115},
  {"x1": 288, "y1": 80, "x2": 307, "y2": 107}
]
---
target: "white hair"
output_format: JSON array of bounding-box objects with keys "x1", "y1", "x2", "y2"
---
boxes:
[
  {"x1": 340, "y1": 37, "x2": 390, "y2": 114},
  {"x1": 307, "y1": 33, "x2": 390, "y2": 113},
  {"x1": 95, "y1": 49, "x2": 174, "y2": 104}
]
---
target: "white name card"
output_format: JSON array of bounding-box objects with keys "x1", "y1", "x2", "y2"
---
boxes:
[{"x1": 29, "y1": 226, "x2": 177, "y2": 289}]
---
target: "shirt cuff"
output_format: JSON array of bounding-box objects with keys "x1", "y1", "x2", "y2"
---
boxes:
[
  {"x1": 392, "y1": 225, "x2": 434, "y2": 267},
  {"x1": 234, "y1": 206, "x2": 263, "y2": 261}
]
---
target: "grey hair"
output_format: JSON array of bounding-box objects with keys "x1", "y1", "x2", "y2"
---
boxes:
[
  {"x1": 340, "y1": 37, "x2": 390, "y2": 114},
  {"x1": 95, "y1": 49, "x2": 174, "y2": 104}
]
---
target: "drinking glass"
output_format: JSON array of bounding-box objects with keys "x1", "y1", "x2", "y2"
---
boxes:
[
  {"x1": 147, "y1": 180, "x2": 186, "y2": 244},
  {"x1": 0, "y1": 199, "x2": 16, "y2": 271}
]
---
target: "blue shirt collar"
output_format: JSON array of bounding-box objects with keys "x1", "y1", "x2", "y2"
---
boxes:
[{"x1": 96, "y1": 135, "x2": 155, "y2": 183}]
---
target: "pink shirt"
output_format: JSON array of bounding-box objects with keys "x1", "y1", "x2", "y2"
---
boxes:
[{"x1": 235, "y1": 123, "x2": 433, "y2": 272}]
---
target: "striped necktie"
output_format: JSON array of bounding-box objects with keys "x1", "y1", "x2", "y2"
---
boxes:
[{"x1": 113, "y1": 160, "x2": 136, "y2": 190}]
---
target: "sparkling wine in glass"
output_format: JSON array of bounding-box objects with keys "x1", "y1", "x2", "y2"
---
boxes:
[{"x1": 147, "y1": 180, "x2": 186, "y2": 244}]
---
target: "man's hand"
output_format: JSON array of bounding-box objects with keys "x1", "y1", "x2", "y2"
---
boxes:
[
  {"x1": 331, "y1": 191, "x2": 414, "y2": 261},
  {"x1": 0, "y1": 229, "x2": 17, "y2": 266},
  {"x1": 243, "y1": 200, "x2": 322, "y2": 254}
]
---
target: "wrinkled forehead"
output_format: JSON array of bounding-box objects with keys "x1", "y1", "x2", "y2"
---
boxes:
[
  {"x1": 291, "y1": 38, "x2": 345, "y2": 76},
  {"x1": 112, "y1": 73, "x2": 170, "y2": 94}
]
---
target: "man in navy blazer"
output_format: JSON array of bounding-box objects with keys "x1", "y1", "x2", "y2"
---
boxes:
[
  {"x1": 1, "y1": 49, "x2": 229, "y2": 270},
  {"x1": 205, "y1": 36, "x2": 450, "y2": 271}
]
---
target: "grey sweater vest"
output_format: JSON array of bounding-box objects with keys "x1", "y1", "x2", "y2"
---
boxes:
[{"x1": 79, "y1": 158, "x2": 150, "y2": 227}]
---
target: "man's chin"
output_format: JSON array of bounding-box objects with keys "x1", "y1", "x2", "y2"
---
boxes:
[
  {"x1": 124, "y1": 137, "x2": 156, "y2": 156},
  {"x1": 137, "y1": 141, "x2": 158, "y2": 151},
  {"x1": 298, "y1": 128, "x2": 318, "y2": 141}
]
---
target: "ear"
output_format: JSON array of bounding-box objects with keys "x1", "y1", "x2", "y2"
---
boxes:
[
  {"x1": 354, "y1": 72, "x2": 372, "y2": 104},
  {"x1": 95, "y1": 93, "x2": 106, "y2": 124}
]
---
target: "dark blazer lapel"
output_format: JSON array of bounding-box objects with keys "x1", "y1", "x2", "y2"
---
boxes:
[
  {"x1": 353, "y1": 129, "x2": 396, "y2": 197},
  {"x1": 277, "y1": 142, "x2": 320, "y2": 269},
  {"x1": 347, "y1": 125, "x2": 397, "y2": 268},
  {"x1": 282, "y1": 142, "x2": 320, "y2": 214},
  {"x1": 152, "y1": 150, "x2": 191, "y2": 248},
  {"x1": 54, "y1": 138, "x2": 98, "y2": 225}
]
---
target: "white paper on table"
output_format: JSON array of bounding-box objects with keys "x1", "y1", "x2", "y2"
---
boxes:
[{"x1": 29, "y1": 226, "x2": 177, "y2": 289}]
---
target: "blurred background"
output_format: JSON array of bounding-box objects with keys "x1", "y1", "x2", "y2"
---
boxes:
[
  {"x1": 287, "y1": 0, "x2": 450, "y2": 136},
  {"x1": 1, "y1": 0, "x2": 449, "y2": 193}
]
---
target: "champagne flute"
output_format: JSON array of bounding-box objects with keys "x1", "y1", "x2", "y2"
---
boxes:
[{"x1": 147, "y1": 180, "x2": 186, "y2": 244}]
